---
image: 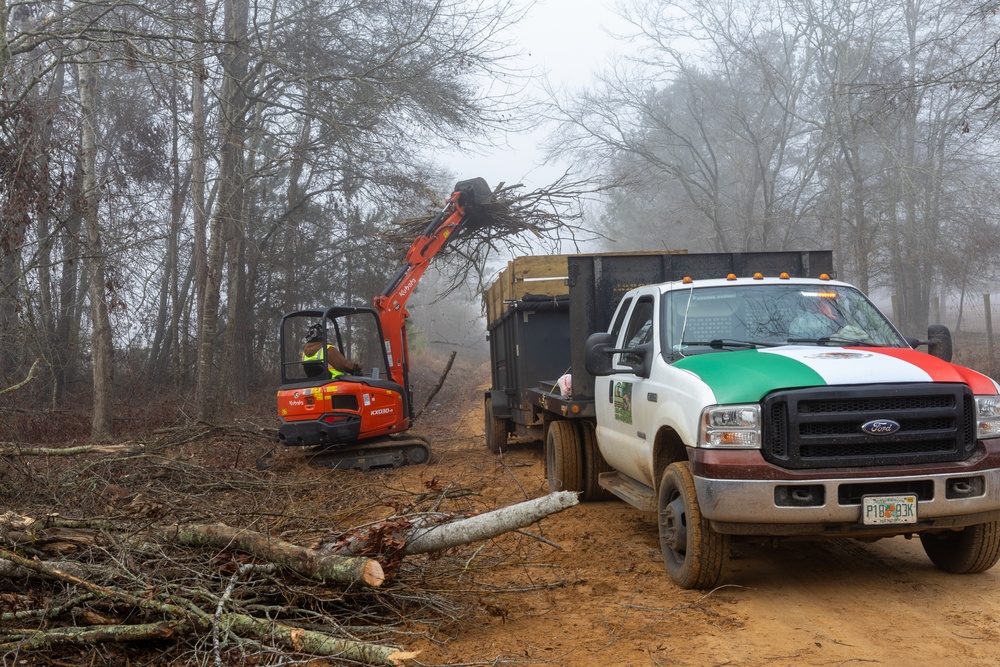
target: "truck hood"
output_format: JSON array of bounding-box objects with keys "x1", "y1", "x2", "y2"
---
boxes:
[{"x1": 672, "y1": 346, "x2": 1000, "y2": 404}]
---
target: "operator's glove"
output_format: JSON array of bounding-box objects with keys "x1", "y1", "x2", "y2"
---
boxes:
[{"x1": 352, "y1": 363, "x2": 363, "y2": 376}]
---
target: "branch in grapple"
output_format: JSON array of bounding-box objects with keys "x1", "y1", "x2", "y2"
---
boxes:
[{"x1": 382, "y1": 177, "x2": 596, "y2": 294}]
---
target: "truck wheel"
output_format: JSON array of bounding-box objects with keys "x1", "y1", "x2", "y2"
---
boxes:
[
  {"x1": 658, "y1": 462, "x2": 729, "y2": 589},
  {"x1": 919, "y1": 522, "x2": 1000, "y2": 574},
  {"x1": 484, "y1": 396, "x2": 508, "y2": 454},
  {"x1": 577, "y1": 421, "x2": 613, "y2": 502},
  {"x1": 546, "y1": 420, "x2": 584, "y2": 493}
]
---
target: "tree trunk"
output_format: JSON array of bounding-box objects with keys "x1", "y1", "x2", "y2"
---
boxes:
[
  {"x1": 195, "y1": 0, "x2": 249, "y2": 419},
  {"x1": 77, "y1": 46, "x2": 115, "y2": 441},
  {"x1": 146, "y1": 83, "x2": 186, "y2": 381}
]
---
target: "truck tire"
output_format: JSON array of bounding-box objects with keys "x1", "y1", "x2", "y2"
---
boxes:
[
  {"x1": 919, "y1": 522, "x2": 1000, "y2": 574},
  {"x1": 577, "y1": 421, "x2": 613, "y2": 502},
  {"x1": 546, "y1": 420, "x2": 584, "y2": 493},
  {"x1": 658, "y1": 462, "x2": 729, "y2": 589},
  {"x1": 484, "y1": 396, "x2": 508, "y2": 454}
]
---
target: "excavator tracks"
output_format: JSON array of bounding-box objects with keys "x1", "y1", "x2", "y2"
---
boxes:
[{"x1": 303, "y1": 435, "x2": 431, "y2": 471}]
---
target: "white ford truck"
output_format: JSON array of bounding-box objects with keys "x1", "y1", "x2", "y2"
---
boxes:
[{"x1": 483, "y1": 251, "x2": 1000, "y2": 588}]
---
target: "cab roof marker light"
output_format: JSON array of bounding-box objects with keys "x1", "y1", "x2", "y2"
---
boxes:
[
  {"x1": 682, "y1": 276, "x2": 693, "y2": 284},
  {"x1": 779, "y1": 272, "x2": 790, "y2": 279},
  {"x1": 726, "y1": 273, "x2": 737, "y2": 281},
  {"x1": 819, "y1": 273, "x2": 831, "y2": 280},
  {"x1": 753, "y1": 272, "x2": 764, "y2": 280}
]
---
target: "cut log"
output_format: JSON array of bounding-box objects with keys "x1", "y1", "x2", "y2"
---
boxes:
[
  {"x1": 158, "y1": 523, "x2": 384, "y2": 587},
  {"x1": 403, "y1": 491, "x2": 579, "y2": 555},
  {"x1": 0, "y1": 444, "x2": 143, "y2": 456},
  {"x1": 220, "y1": 613, "x2": 417, "y2": 665}
]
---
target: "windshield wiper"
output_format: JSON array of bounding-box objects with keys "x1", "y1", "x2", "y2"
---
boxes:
[
  {"x1": 787, "y1": 336, "x2": 882, "y2": 346},
  {"x1": 680, "y1": 339, "x2": 778, "y2": 350}
]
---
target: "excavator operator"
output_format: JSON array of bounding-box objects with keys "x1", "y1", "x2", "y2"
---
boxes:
[{"x1": 302, "y1": 323, "x2": 363, "y2": 379}]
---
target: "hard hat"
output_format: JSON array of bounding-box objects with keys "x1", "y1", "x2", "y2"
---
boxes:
[{"x1": 305, "y1": 323, "x2": 324, "y2": 343}]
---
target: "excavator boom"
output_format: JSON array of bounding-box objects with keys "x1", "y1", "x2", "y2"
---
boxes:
[{"x1": 374, "y1": 177, "x2": 492, "y2": 390}]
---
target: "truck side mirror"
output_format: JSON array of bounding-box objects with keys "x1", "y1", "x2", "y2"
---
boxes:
[
  {"x1": 585, "y1": 333, "x2": 654, "y2": 378},
  {"x1": 624, "y1": 342, "x2": 654, "y2": 379},
  {"x1": 926, "y1": 324, "x2": 953, "y2": 362},
  {"x1": 585, "y1": 332, "x2": 616, "y2": 376},
  {"x1": 908, "y1": 324, "x2": 953, "y2": 363}
]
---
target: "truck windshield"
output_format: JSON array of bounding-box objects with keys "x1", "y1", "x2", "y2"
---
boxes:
[{"x1": 663, "y1": 284, "x2": 906, "y2": 356}]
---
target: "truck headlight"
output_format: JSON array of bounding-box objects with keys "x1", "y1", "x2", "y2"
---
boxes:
[
  {"x1": 699, "y1": 405, "x2": 761, "y2": 448},
  {"x1": 977, "y1": 396, "x2": 1000, "y2": 440}
]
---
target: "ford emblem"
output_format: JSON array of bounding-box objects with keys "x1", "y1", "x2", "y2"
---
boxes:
[{"x1": 861, "y1": 419, "x2": 901, "y2": 436}]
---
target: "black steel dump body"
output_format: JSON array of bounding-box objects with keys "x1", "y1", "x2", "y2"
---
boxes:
[{"x1": 484, "y1": 251, "x2": 834, "y2": 439}]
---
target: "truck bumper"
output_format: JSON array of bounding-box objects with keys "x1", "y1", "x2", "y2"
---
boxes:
[{"x1": 691, "y1": 442, "x2": 1000, "y2": 536}]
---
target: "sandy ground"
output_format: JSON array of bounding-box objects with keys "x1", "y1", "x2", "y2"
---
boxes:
[{"x1": 390, "y1": 350, "x2": 1000, "y2": 667}]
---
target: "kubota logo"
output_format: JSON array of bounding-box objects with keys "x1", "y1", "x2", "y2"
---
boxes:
[{"x1": 398, "y1": 277, "x2": 417, "y2": 298}]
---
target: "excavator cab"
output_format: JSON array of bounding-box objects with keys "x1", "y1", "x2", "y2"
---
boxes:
[{"x1": 277, "y1": 307, "x2": 414, "y2": 454}]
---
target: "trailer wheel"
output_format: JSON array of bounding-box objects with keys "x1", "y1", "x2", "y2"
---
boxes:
[
  {"x1": 658, "y1": 462, "x2": 729, "y2": 589},
  {"x1": 546, "y1": 420, "x2": 584, "y2": 493},
  {"x1": 577, "y1": 421, "x2": 612, "y2": 502},
  {"x1": 920, "y1": 522, "x2": 1000, "y2": 574},
  {"x1": 484, "y1": 396, "x2": 508, "y2": 454}
]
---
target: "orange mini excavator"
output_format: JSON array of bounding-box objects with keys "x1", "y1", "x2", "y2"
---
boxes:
[{"x1": 276, "y1": 178, "x2": 492, "y2": 470}]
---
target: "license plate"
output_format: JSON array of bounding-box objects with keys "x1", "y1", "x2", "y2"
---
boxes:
[{"x1": 861, "y1": 495, "x2": 917, "y2": 525}]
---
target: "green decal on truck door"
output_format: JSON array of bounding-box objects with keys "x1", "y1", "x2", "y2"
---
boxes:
[{"x1": 614, "y1": 381, "x2": 633, "y2": 424}]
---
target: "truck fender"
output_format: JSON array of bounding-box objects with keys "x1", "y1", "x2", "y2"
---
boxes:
[
  {"x1": 652, "y1": 427, "x2": 689, "y2": 494},
  {"x1": 487, "y1": 389, "x2": 511, "y2": 418}
]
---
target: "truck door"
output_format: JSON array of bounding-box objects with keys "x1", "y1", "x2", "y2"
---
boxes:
[{"x1": 595, "y1": 293, "x2": 659, "y2": 486}]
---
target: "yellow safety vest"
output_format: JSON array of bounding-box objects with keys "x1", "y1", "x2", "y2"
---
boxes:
[{"x1": 302, "y1": 346, "x2": 345, "y2": 379}]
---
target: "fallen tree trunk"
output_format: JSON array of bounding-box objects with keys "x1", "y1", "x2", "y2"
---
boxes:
[
  {"x1": 403, "y1": 491, "x2": 579, "y2": 554},
  {"x1": 158, "y1": 523, "x2": 385, "y2": 588},
  {"x1": 0, "y1": 444, "x2": 143, "y2": 456},
  {"x1": 322, "y1": 491, "x2": 579, "y2": 558}
]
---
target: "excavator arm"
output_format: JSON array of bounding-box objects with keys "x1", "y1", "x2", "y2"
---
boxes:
[{"x1": 374, "y1": 177, "x2": 492, "y2": 390}]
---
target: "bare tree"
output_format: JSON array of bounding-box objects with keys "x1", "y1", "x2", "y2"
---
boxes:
[{"x1": 550, "y1": 0, "x2": 1000, "y2": 331}]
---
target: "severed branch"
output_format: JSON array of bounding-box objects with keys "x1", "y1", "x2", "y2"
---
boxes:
[
  {"x1": 0, "y1": 358, "x2": 41, "y2": 397},
  {"x1": 156, "y1": 523, "x2": 385, "y2": 588},
  {"x1": 414, "y1": 350, "x2": 456, "y2": 420}
]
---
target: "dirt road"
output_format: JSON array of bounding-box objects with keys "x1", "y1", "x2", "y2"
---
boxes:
[{"x1": 403, "y1": 351, "x2": 1000, "y2": 667}]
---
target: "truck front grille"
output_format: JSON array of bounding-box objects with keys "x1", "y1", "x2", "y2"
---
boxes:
[{"x1": 762, "y1": 384, "x2": 976, "y2": 469}]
